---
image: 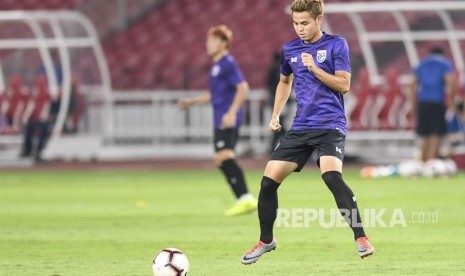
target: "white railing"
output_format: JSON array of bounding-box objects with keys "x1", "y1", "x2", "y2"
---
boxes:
[
  {"x1": 105, "y1": 89, "x2": 275, "y2": 156},
  {"x1": 0, "y1": 11, "x2": 112, "y2": 163}
]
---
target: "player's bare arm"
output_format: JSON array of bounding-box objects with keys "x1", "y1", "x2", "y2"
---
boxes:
[
  {"x1": 408, "y1": 75, "x2": 418, "y2": 115},
  {"x1": 221, "y1": 81, "x2": 248, "y2": 128},
  {"x1": 301, "y1": 53, "x2": 350, "y2": 94},
  {"x1": 269, "y1": 74, "x2": 293, "y2": 133},
  {"x1": 444, "y1": 73, "x2": 455, "y2": 112},
  {"x1": 177, "y1": 91, "x2": 211, "y2": 109}
]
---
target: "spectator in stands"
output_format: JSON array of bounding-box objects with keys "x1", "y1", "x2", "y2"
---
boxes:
[
  {"x1": 409, "y1": 47, "x2": 455, "y2": 162},
  {"x1": 20, "y1": 76, "x2": 52, "y2": 162},
  {"x1": 267, "y1": 51, "x2": 287, "y2": 154},
  {"x1": 177, "y1": 25, "x2": 257, "y2": 216}
]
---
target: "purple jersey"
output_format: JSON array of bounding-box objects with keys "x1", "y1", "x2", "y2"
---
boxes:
[
  {"x1": 209, "y1": 54, "x2": 245, "y2": 129},
  {"x1": 281, "y1": 33, "x2": 351, "y2": 135}
]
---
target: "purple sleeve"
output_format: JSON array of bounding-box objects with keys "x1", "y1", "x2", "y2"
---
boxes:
[
  {"x1": 333, "y1": 38, "x2": 351, "y2": 73},
  {"x1": 228, "y1": 61, "x2": 245, "y2": 85},
  {"x1": 280, "y1": 49, "x2": 292, "y2": 76}
]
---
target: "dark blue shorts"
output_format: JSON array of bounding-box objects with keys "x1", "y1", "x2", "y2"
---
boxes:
[
  {"x1": 270, "y1": 129, "x2": 345, "y2": 172},
  {"x1": 416, "y1": 102, "x2": 447, "y2": 136},
  {"x1": 213, "y1": 128, "x2": 239, "y2": 152}
]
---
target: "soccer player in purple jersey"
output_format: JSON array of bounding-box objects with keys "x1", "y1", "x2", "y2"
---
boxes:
[
  {"x1": 178, "y1": 25, "x2": 257, "y2": 216},
  {"x1": 241, "y1": 0, "x2": 374, "y2": 264}
]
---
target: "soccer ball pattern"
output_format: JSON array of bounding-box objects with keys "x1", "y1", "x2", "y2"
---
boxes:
[{"x1": 152, "y1": 248, "x2": 189, "y2": 276}]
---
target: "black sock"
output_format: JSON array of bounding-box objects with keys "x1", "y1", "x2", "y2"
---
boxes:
[
  {"x1": 322, "y1": 171, "x2": 366, "y2": 240},
  {"x1": 219, "y1": 159, "x2": 248, "y2": 199},
  {"x1": 258, "y1": 176, "x2": 280, "y2": 243}
]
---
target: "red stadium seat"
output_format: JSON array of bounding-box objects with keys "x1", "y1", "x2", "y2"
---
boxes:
[{"x1": 102, "y1": 0, "x2": 392, "y2": 89}]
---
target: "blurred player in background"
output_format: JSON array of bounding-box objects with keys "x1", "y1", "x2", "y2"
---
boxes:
[
  {"x1": 178, "y1": 25, "x2": 257, "y2": 216},
  {"x1": 20, "y1": 76, "x2": 51, "y2": 162},
  {"x1": 242, "y1": 0, "x2": 373, "y2": 264},
  {"x1": 409, "y1": 47, "x2": 454, "y2": 161}
]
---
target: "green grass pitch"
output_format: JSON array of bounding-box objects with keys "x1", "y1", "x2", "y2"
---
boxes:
[{"x1": 1, "y1": 168, "x2": 464, "y2": 275}]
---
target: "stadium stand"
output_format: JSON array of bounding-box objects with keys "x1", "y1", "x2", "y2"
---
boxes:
[
  {"x1": 0, "y1": 0, "x2": 83, "y2": 10},
  {"x1": 102, "y1": 0, "x2": 297, "y2": 90},
  {"x1": 0, "y1": 1, "x2": 464, "y2": 163}
]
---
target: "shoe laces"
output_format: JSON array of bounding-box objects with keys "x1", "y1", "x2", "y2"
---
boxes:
[
  {"x1": 357, "y1": 237, "x2": 371, "y2": 247},
  {"x1": 247, "y1": 241, "x2": 264, "y2": 254}
]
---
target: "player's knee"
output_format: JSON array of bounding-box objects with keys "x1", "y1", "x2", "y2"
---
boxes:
[
  {"x1": 322, "y1": 171, "x2": 343, "y2": 191},
  {"x1": 213, "y1": 155, "x2": 223, "y2": 167},
  {"x1": 322, "y1": 170, "x2": 342, "y2": 183},
  {"x1": 322, "y1": 171, "x2": 353, "y2": 197},
  {"x1": 260, "y1": 176, "x2": 280, "y2": 197},
  {"x1": 214, "y1": 150, "x2": 234, "y2": 167},
  {"x1": 213, "y1": 154, "x2": 228, "y2": 167}
]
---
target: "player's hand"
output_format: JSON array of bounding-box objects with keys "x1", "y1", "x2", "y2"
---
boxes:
[
  {"x1": 269, "y1": 115, "x2": 282, "y2": 133},
  {"x1": 301, "y1": 53, "x2": 316, "y2": 72},
  {"x1": 177, "y1": 99, "x2": 191, "y2": 110},
  {"x1": 221, "y1": 111, "x2": 237, "y2": 128}
]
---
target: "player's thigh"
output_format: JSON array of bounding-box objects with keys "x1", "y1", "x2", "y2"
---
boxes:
[
  {"x1": 316, "y1": 130, "x2": 345, "y2": 174},
  {"x1": 213, "y1": 128, "x2": 238, "y2": 166},
  {"x1": 430, "y1": 104, "x2": 447, "y2": 136},
  {"x1": 270, "y1": 130, "x2": 313, "y2": 173},
  {"x1": 319, "y1": 156, "x2": 343, "y2": 174},
  {"x1": 264, "y1": 160, "x2": 298, "y2": 183},
  {"x1": 213, "y1": 128, "x2": 238, "y2": 151}
]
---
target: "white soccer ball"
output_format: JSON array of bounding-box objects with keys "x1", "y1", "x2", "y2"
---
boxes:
[
  {"x1": 443, "y1": 158, "x2": 458, "y2": 176},
  {"x1": 398, "y1": 159, "x2": 423, "y2": 178},
  {"x1": 422, "y1": 159, "x2": 438, "y2": 177},
  {"x1": 423, "y1": 159, "x2": 454, "y2": 177},
  {"x1": 152, "y1": 248, "x2": 189, "y2": 276}
]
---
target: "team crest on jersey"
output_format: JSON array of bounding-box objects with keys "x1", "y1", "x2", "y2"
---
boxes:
[
  {"x1": 211, "y1": 65, "x2": 220, "y2": 77},
  {"x1": 316, "y1": 50, "x2": 327, "y2": 63}
]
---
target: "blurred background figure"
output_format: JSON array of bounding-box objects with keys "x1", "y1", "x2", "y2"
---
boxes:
[
  {"x1": 409, "y1": 47, "x2": 455, "y2": 162},
  {"x1": 2, "y1": 76, "x2": 28, "y2": 134},
  {"x1": 38, "y1": 50, "x2": 63, "y2": 87},
  {"x1": 20, "y1": 76, "x2": 52, "y2": 162},
  {"x1": 48, "y1": 77, "x2": 80, "y2": 135},
  {"x1": 445, "y1": 97, "x2": 465, "y2": 157},
  {"x1": 177, "y1": 25, "x2": 257, "y2": 216}
]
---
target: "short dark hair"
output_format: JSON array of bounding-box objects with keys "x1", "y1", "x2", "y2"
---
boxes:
[{"x1": 290, "y1": 0, "x2": 324, "y2": 19}]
